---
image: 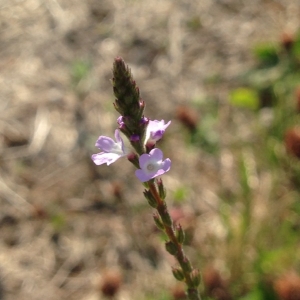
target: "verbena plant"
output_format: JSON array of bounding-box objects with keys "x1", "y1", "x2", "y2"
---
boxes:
[{"x1": 91, "y1": 57, "x2": 201, "y2": 300}]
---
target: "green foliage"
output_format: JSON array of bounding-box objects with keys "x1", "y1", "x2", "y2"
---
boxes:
[
  {"x1": 239, "y1": 288, "x2": 265, "y2": 300},
  {"x1": 192, "y1": 114, "x2": 219, "y2": 154},
  {"x1": 50, "y1": 213, "x2": 66, "y2": 231},
  {"x1": 71, "y1": 59, "x2": 91, "y2": 86},
  {"x1": 291, "y1": 31, "x2": 300, "y2": 61},
  {"x1": 70, "y1": 59, "x2": 93, "y2": 100},
  {"x1": 186, "y1": 15, "x2": 202, "y2": 31},
  {"x1": 173, "y1": 186, "x2": 189, "y2": 203},
  {"x1": 252, "y1": 43, "x2": 280, "y2": 67},
  {"x1": 229, "y1": 87, "x2": 260, "y2": 110},
  {"x1": 239, "y1": 281, "x2": 279, "y2": 300},
  {"x1": 144, "y1": 290, "x2": 170, "y2": 300},
  {"x1": 212, "y1": 30, "x2": 300, "y2": 299},
  {"x1": 186, "y1": 98, "x2": 220, "y2": 154}
]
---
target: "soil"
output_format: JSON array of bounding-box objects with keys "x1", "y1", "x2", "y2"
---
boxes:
[{"x1": 0, "y1": 0, "x2": 299, "y2": 299}]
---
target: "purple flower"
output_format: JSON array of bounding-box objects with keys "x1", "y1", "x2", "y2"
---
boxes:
[
  {"x1": 91, "y1": 129, "x2": 127, "y2": 165},
  {"x1": 146, "y1": 120, "x2": 171, "y2": 143},
  {"x1": 140, "y1": 116, "x2": 149, "y2": 126},
  {"x1": 135, "y1": 148, "x2": 171, "y2": 182},
  {"x1": 130, "y1": 134, "x2": 140, "y2": 142},
  {"x1": 117, "y1": 116, "x2": 124, "y2": 127}
]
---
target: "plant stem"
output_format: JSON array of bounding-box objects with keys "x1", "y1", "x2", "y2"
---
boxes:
[{"x1": 148, "y1": 182, "x2": 202, "y2": 300}]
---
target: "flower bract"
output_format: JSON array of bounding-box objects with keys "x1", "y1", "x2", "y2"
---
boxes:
[
  {"x1": 135, "y1": 148, "x2": 171, "y2": 182},
  {"x1": 91, "y1": 129, "x2": 127, "y2": 165}
]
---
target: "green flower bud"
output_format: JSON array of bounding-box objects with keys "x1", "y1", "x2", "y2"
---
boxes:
[
  {"x1": 157, "y1": 178, "x2": 167, "y2": 199},
  {"x1": 153, "y1": 213, "x2": 164, "y2": 230},
  {"x1": 112, "y1": 57, "x2": 141, "y2": 115},
  {"x1": 172, "y1": 267, "x2": 185, "y2": 281},
  {"x1": 181, "y1": 257, "x2": 192, "y2": 273},
  {"x1": 187, "y1": 288, "x2": 200, "y2": 299},
  {"x1": 176, "y1": 224, "x2": 185, "y2": 244},
  {"x1": 143, "y1": 190, "x2": 157, "y2": 208},
  {"x1": 127, "y1": 152, "x2": 139, "y2": 168},
  {"x1": 190, "y1": 269, "x2": 201, "y2": 287},
  {"x1": 160, "y1": 206, "x2": 173, "y2": 227},
  {"x1": 165, "y1": 241, "x2": 178, "y2": 255}
]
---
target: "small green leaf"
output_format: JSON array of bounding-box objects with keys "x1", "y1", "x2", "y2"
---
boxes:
[
  {"x1": 50, "y1": 213, "x2": 66, "y2": 231},
  {"x1": 238, "y1": 288, "x2": 264, "y2": 300},
  {"x1": 229, "y1": 88, "x2": 260, "y2": 110},
  {"x1": 253, "y1": 43, "x2": 279, "y2": 67},
  {"x1": 173, "y1": 187, "x2": 189, "y2": 203},
  {"x1": 292, "y1": 39, "x2": 300, "y2": 61},
  {"x1": 71, "y1": 60, "x2": 91, "y2": 86}
]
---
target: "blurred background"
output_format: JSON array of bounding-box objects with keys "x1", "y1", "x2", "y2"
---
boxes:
[{"x1": 1, "y1": 0, "x2": 300, "y2": 299}]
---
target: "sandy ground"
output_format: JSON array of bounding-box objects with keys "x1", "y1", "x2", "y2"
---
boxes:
[{"x1": 0, "y1": 0, "x2": 299, "y2": 299}]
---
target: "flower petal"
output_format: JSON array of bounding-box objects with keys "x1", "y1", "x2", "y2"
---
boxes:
[
  {"x1": 114, "y1": 129, "x2": 122, "y2": 143},
  {"x1": 135, "y1": 169, "x2": 152, "y2": 182},
  {"x1": 115, "y1": 129, "x2": 127, "y2": 153},
  {"x1": 95, "y1": 136, "x2": 116, "y2": 151},
  {"x1": 146, "y1": 120, "x2": 171, "y2": 143},
  {"x1": 92, "y1": 130, "x2": 127, "y2": 166},
  {"x1": 91, "y1": 152, "x2": 121, "y2": 166},
  {"x1": 139, "y1": 153, "x2": 152, "y2": 169},
  {"x1": 149, "y1": 148, "x2": 163, "y2": 161},
  {"x1": 162, "y1": 158, "x2": 171, "y2": 172}
]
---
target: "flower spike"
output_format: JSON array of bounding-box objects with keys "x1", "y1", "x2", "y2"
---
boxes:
[{"x1": 92, "y1": 57, "x2": 201, "y2": 300}]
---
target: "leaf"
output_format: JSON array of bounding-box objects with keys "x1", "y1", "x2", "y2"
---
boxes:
[
  {"x1": 173, "y1": 187, "x2": 189, "y2": 203},
  {"x1": 253, "y1": 43, "x2": 279, "y2": 67},
  {"x1": 229, "y1": 88, "x2": 260, "y2": 110}
]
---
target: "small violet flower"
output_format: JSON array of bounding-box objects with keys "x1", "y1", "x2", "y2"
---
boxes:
[
  {"x1": 130, "y1": 134, "x2": 140, "y2": 142},
  {"x1": 146, "y1": 120, "x2": 171, "y2": 143},
  {"x1": 135, "y1": 148, "x2": 171, "y2": 182},
  {"x1": 92, "y1": 129, "x2": 127, "y2": 166},
  {"x1": 117, "y1": 116, "x2": 124, "y2": 127}
]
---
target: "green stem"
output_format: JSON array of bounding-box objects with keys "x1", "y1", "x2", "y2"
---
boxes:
[{"x1": 148, "y1": 182, "x2": 201, "y2": 300}]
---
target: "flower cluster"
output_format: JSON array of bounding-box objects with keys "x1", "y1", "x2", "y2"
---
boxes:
[
  {"x1": 92, "y1": 119, "x2": 171, "y2": 182},
  {"x1": 91, "y1": 57, "x2": 172, "y2": 183}
]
